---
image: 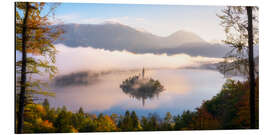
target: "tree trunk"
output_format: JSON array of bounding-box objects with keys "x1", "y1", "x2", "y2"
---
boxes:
[
  {"x1": 246, "y1": 6, "x2": 256, "y2": 129},
  {"x1": 17, "y1": 2, "x2": 30, "y2": 133}
]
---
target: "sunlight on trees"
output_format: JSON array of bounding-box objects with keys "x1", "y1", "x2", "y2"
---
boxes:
[
  {"x1": 22, "y1": 77, "x2": 258, "y2": 133},
  {"x1": 16, "y1": 2, "x2": 63, "y2": 133},
  {"x1": 218, "y1": 6, "x2": 259, "y2": 129}
]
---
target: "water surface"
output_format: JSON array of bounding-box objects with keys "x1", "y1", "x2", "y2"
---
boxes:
[{"x1": 46, "y1": 69, "x2": 240, "y2": 117}]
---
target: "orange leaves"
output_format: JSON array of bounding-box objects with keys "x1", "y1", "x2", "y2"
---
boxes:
[
  {"x1": 95, "y1": 115, "x2": 118, "y2": 132},
  {"x1": 200, "y1": 109, "x2": 221, "y2": 129},
  {"x1": 16, "y1": 2, "x2": 62, "y2": 56},
  {"x1": 71, "y1": 126, "x2": 78, "y2": 133},
  {"x1": 26, "y1": 44, "x2": 42, "y2": 55},
  {"x1": 193, "y1": 108, "x2": 221, "y2": 130},
  {"x1": 35, "y1": 104, "x2": 46, "y2": 115},
  {"x1": 16, "y1": 2, "x2": 63, "y2": 92},
  {"x1": 234, "y1": 78, "x2": 259, "y2": 128},
  {"x1": 41, "y1": 120, "x2": 53, "y2": 129},
  {"x1": 189, "y1": 78, "x2": 259, "y2": 129}
]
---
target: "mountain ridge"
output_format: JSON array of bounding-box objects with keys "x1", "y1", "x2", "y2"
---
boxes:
[{"x1": 54, "y1": 23, "x2": 232, "y2": 57}]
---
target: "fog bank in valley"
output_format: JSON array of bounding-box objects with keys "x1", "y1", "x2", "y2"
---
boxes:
[{"x1": 54, "y1": 44, "x2": 223, "y2": 75}]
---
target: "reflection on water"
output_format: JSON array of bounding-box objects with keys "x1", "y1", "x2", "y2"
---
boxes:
[
  {"x1": 120, "y1": 69, "x2": 165, "y2": 106},
  {"x1": 46, "y1": 69, "x2": 239, "y2": 117}
]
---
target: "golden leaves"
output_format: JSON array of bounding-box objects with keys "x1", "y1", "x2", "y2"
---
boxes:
[
  {"x1": 16, "y1": 2, "x2": 63, "y2": 100},
  {"x1": 41, "y1": 120, "x2": 54, "y2": 129}
]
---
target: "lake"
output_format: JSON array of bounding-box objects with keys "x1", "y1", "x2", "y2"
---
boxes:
[{"x1": 45, "y1": 69, "x2": 242, "y2": 117}]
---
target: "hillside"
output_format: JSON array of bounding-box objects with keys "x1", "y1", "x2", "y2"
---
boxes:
[{"x1": 54, "y1": 23, "x2": 232, "y2": 57}]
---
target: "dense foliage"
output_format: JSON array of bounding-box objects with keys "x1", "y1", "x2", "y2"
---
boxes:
[
  {"x1": 16, "y1": 2, "x2": 63, "y2": 98},
  {"x1": 22, "y1": 78, "x2": 258, "y2": 133},
  {"x1": 15, "y1": 2, "x2": 63, "y2": 133}
]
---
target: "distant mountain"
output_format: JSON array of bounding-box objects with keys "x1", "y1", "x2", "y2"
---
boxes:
[
  {"x1": 54, "y1": 23, "x2": 232, "y2": 57},
  {"x1": 166, "y1": 30, "x2": 207, "y2": 47}
]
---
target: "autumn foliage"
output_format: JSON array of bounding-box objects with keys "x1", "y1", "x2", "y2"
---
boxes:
[{"x1": 21, "y1": 78, "x2": 258, "y2": 133}]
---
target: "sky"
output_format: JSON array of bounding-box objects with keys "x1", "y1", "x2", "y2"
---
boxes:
[{"x1": 51, "y1": 3, "x2": 227, "y2": 43}]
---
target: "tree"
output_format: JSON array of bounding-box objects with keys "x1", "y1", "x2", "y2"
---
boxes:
[
  {"x1": 78, "y1": 107, "x2": 84, "y2": 114},
  {"x1": 130, "y1": 111, "x2": 141, "y2": 130},
  {"x1": 246, "y1": 6, "x2": 256, "y2": 129},
  {"x1": 42, "y1": 98, "x2": 50, "y2": 111},
  {"x1": 110, "y1": 113, "x2": 118, "y2": 124},
  {"x1": 122, "y1": 110, "x2": 132, "y2": 131},
  {"x1": 95, "y1": 114, "x2": 118, "y2": 131},
  {"x1": 140, "y1": 116, "x2": 149, "y2": 130},
  {"x1": 16, "y1": 3, "x2": 31, "y2": 133},
  {"x1": 54, "y1": 106, "x2": 75, "y2": 133},
  {"x1": 218, "y1": 6, "x2": 258, "y2": 129},
  {"x1": 164, "y1": 112, "x2": 172, "y2": 123},
  {"x1": 162, "y1": 112, "x2": 172, "y2": 130},
  {"x1": 148, "y1": 113, "x2": 159, "y2": 130},
  {"x1": 234, "y1": 78, "x2": 259, "y2": 128},
  {"x1": 16, "y1": 2, "x2": 63, "y2": 133},
  {"x1": 71, "y1": 107, "x2": 86, "y2": 130},
  {"x1": 174, "y1": 110, "x2": 196, "y2": 130}
]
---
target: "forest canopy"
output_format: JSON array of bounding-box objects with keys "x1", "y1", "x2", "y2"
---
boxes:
[{"x1": 21, "y1": 77, "x2": 258, "y2": 133}]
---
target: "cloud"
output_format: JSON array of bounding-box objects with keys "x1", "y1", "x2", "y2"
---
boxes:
[{"x1": 54, "y1": 44, "x2": 223, "y2": 75}]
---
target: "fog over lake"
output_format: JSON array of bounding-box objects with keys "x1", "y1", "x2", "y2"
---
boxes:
[{"x1": 42, "y1": 44, "x2": 242, "y2": 117}]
